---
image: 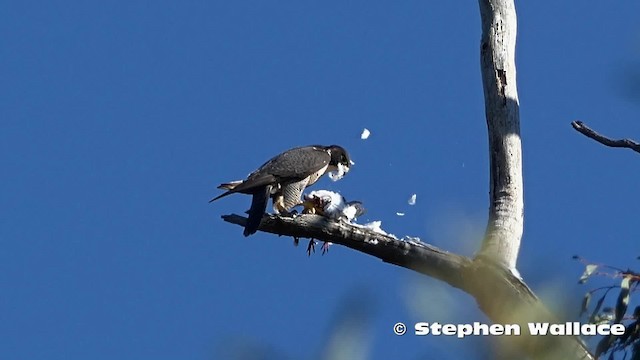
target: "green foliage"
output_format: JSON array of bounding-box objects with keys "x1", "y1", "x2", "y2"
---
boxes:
[{"x1": 575, "y1": 256, "x2": 640, "y2": 359}]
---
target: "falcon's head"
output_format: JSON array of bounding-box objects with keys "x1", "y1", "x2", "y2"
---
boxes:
[{"x1": 326, "y1": 145, "x2": 351, "y2": 172}]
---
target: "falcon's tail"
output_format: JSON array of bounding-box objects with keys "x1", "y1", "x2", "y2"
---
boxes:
[
  {"x1": 218, "y1": 180, "x2": 243, "y2": 190},
  {"x1": 209, "y1": 180, "x2": 244, "y2": 203},
  {"x1": 243, "y1": 186, "x2": 271, "y2": 236}
]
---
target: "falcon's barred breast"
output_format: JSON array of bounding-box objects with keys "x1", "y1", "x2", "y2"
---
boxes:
[{"x1": 210, "y1": 145, "x2": 351, "y2": 236}]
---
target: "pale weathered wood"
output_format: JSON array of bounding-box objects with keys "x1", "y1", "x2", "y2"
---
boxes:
[
  {"x1": 476, "y1": 0, "x2": 524, "y2": 270},
  {"x1": 222, "y1": 213, "x2": 470, "y2": 289}
]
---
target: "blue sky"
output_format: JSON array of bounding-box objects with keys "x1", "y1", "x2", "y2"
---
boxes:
[{"x1": 2, "y1": 1, "x2": 639, "y2": 359}]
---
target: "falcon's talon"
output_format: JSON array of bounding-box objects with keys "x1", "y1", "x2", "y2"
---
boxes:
[
  {"x1": 306, "y1": 239, "x2": 316, "y2": 256},
  {"x1": 276, "y1": 209, "x2": 298, "y2": 219},
  {"x1": 210, "y1": 145, "x2": 351, "y2": 236},
  {"x1": 321, "y1": 241, "x2": 331, "y2": 255},
  {"x1": 302, "y1": 191, "x2": 366, "y2": 223}
]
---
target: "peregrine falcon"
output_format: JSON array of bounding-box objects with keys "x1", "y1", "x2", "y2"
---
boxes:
[{"x1": 210, "y1": 145, "x2": 351, "y2": 236}]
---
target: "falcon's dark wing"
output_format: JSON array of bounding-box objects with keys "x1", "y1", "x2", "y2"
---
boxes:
[
  {"x1": 250, "y1": 146, "x2": 331, "y2": 181},
  {"x1": 210, "y1": 146, "x2": 331, "y2": 202}
]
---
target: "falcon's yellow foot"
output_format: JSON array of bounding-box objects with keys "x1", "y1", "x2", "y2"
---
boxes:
[
  {"x1": 273, "y1": 196, "x2": 300, "y2": 216},
  {"x1": 301, "y1": 194, "x2": 328, "y2": 216}
]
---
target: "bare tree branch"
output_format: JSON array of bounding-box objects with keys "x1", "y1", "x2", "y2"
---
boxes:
[
  {"x1": 222, "y1": 213, "x2": 470, "y2": 289},
  {"x1": 222, "y1": 214, "x2": 594, "y2": 359},
  {"x1": 476, "y1": 0, "x2": 523, "y2": 270},
  {"x1": 571, "y1": 120, "x2": 640, "y2": 154}
]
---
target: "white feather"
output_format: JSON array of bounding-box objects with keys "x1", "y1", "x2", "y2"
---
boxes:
[{"x1": 328, "y1": 163, "x2": 348, "y2": 181}]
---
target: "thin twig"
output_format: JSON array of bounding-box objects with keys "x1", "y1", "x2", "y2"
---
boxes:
[{"x1": 571, "y1": 121, "x2": 640, "y2": 154}]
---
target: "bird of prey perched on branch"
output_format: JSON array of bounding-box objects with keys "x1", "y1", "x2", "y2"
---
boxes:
[{"x1": 210, "y1": 145, "x2": 351, "y2": 236}]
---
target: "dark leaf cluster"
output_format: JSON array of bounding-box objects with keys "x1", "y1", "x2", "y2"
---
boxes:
[{"x1": 575, "y1": 256, "x2": 640, "y2": 359}]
